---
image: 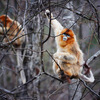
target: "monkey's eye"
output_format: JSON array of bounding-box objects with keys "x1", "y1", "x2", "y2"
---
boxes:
[
  {"x1": 63, "y1": 33, "x2": 70, "y2": 41},
  {"x1": 63, "y1": 33, "x2": 70, "y2": 37}
]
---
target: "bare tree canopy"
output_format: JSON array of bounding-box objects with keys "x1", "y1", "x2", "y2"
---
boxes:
[{"x1": 0, "y1": 0, "x2": 100, "y2": 100}]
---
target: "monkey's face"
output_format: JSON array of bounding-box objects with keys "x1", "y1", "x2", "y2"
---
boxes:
[
  {"x1": 59, "y1": 28, "x2": 75, "y2": 47},
  {"x1": 61, "y1": 28, "x2": 74, "y2": 40},
  {"x1": 0, "y1": 15, "x2": 12, "y2": 27}
]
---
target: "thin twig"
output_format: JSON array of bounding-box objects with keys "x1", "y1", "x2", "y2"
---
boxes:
[
  {"x1": 80, "y1": 79, "x2": 100, "y2": 98},
  {"x1": 86, "y1": 50, "x2": 100, "y2": 65},
  {"x1": 42, "y1": 0, "x2": 51, "y2": 44},
  {"x1": 72, "y1": 82, "x2": 81, "y2": 100},
  {"x1": 46, "y1": 50, "x2": 62, "y2": 71},
  {"x1": 80, "y1": 81, "x2": 100, "y2": 100}
]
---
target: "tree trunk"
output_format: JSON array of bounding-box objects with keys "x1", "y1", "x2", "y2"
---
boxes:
[{"x1": 23, "y1": 1, "x2": 42, "y2": 99}]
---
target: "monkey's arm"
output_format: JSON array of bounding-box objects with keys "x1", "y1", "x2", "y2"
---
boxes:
[
  {"x1": 0, "y1": 27, "x2": 3, "y2": 34},
  {"x1": 53, "y1": 52, "x2": 77, "y2": 64},
  {"x1": 45, "y1": 10, "x2": 64, "y2": 35},
  {"x1": 0, "y1": 26, "x2": 10, "y2": 34}
]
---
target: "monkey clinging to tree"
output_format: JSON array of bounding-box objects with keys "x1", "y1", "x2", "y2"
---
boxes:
[
  {"x1": 0, "y1": 15, "x2": 26, "y2": 84},
  {"x1": 45, "y1": 10, "x2": 94, "y2": 83}
]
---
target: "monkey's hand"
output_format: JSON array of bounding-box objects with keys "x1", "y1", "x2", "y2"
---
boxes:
[
  {"x1": 54, "y1": 52, "x2": 77, "y2": 64},
  {"x1": 45, "y1": 10, "x2": 53, "y2": 18}
]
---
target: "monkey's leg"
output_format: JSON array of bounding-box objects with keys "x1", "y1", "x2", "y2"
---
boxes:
[
  {"x1": 52, "y1": 61, "x2": 64, "y2": 79},
  {"x1": 52, "y1": 61, "x2": 59, "y2": 74},
  {"x1": 52, "y1": 58, "x2": 64, "y2": 77},
  {"x1": 53, "y1": 60, "x2": 72, "y2": 83},
  {"x1": 54, "y1": 52, "x2": 77, "y2": 64}
]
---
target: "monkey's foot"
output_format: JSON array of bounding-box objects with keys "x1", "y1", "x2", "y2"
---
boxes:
[{"x1": 58, "y1": 70, "x2": 71, "y2": 83}]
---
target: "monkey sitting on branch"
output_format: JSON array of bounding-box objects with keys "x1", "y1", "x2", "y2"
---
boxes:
[
  {"x1": 0, "y1": 15, "x2": 26, "y2": 84},
  {"x1": 45, "y1": 10, "x2": 94, "y2": 83}
]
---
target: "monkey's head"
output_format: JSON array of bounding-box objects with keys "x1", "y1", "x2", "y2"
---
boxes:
[
  {"x1": 62, "y1": 28, "x2": 74, "y2": 39},
  {"x1": 0, "y1": 15, "x2": 25, "y2": 47},
  {"x1": 59, "y1": 28, "x2": 76, "y2": 47},
  {"x1": 0, "y1": 15, "x2": 12, "y2": 27}
]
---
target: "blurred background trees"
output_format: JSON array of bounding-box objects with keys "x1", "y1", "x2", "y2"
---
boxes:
[{"x1": 0, "y1": 0, "x2": 100, "y2": 100}]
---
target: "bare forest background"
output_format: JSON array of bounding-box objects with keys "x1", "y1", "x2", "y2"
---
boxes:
[{"x1": 0, "y1": 0, "x2": 100, "y2": 100}]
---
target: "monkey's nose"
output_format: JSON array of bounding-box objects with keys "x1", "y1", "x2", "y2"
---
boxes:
[{"x1": 63, "y1": 36, "x2": 67, "y2": 41}]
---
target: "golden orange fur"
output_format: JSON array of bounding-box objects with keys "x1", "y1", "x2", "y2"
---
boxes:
[
  {"x1": 45, "y1": 10, "x2": 94, "y2": 82},
  {"x1": 53, "y1": 28, "x2": 84, "y2": 78},
  {"x1": 0, "y1": 15, "x2": 25, "y2": 47},
  {"x1": 58, "y1": 29, "x2": 75, "y2": 47},
  {"x1": 0, "y1": 15, "x2": 26, "y2": 84}
]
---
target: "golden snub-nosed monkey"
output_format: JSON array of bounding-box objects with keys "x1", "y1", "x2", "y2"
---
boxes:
[
  {"x1": 0, "y1": 15, "x2": 26, "y2": 84},
  {"x1": 45, "y1": 10, "x2": 94, "y2": 83},
  {"x1": 0, "y1": 15, "x2": 25, "y2": 47}
]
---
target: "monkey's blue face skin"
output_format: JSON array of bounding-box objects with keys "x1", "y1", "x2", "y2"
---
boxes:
[{"x1": 63, "y1": 33, "x2": 70, "y2": 41}]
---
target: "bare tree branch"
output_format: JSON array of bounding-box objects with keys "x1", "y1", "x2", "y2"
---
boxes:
[{"x1": 86, "y1": 50, "x2": 100, "y2": 65}]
